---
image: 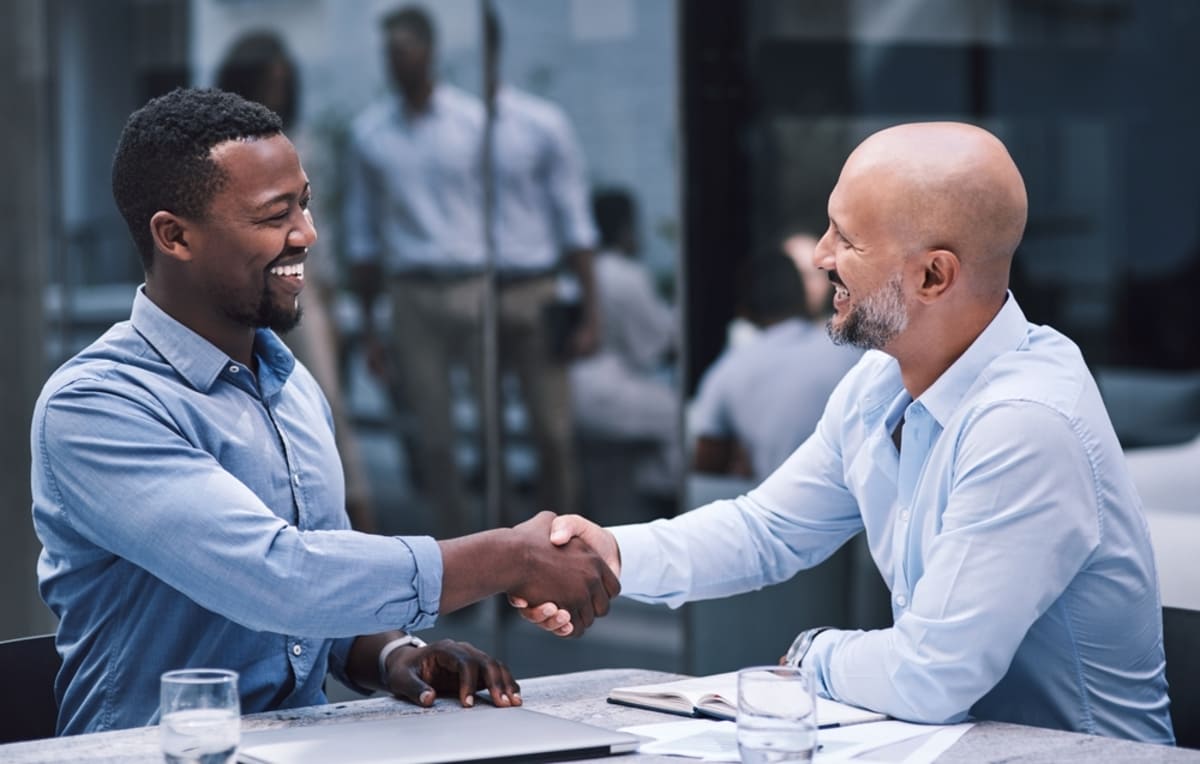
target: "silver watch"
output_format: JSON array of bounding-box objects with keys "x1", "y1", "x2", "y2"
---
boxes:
[{"x1": 784, "y1": 626, "x2": 832, "y2": 668}]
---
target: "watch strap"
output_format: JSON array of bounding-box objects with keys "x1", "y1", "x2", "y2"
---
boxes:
[
  {"x1": 378, "y1": 634, "x2": 428, "y2": 688},
  {"x1": 784, "y1": 626, "x2": 833, "y2": 668}
]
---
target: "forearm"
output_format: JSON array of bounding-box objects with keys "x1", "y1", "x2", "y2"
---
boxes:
[{"x1": 437, "y1": 528, "x2": 523, "y2": 613}]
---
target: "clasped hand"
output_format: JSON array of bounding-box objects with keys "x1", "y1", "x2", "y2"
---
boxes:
[
  {"x1": 508, "y1": 514, "x2": 620, "y2": 637},
  {"x1": 505, "y1": 512, "x2": 620, "y2": 637}
]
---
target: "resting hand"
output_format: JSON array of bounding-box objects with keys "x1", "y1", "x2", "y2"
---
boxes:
[
  {"x1": 506, "y1": 511, "x2": 620, "y2": 637},
  {"x1": 508, "y1": 514, "x2": 621, "y2": 637},
  {"x1": 383, "y1": 638, "x2": 520, "y2": 709}
]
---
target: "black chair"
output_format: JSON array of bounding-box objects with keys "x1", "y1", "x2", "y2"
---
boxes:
[
  {"x1": 1164, "y1": 607, "x2": 1200, "y2": 749},
  {"x1": 0, "y1": 634, "x2": 61, "y2": 743}
]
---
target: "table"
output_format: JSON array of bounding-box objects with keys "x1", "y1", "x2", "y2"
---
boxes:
[{"x1": 1, "y1": 668, "x2": 1195, "y2": 762}]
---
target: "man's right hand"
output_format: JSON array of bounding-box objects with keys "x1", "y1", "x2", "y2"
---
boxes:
[
  {"x1": 508, "y1": 514, "x2": 620, "y2": 637},
  {"x1": 505, "y1": 512, "x2": 620, "y2": 637}
]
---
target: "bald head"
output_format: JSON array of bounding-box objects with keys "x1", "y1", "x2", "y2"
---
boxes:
[{"x1": 842, "y1": 122, "x2": 1027, "y2": 297}]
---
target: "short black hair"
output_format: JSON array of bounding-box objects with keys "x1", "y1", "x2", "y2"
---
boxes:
[
  {"x1": 381, "y1": 5, "x2": 435, "y2": 47},
  {"x1": 592, "y1": 188, "x2": 635, "y2": 249},
  {"x1": 111, "y1": 87, "x2": 282, "y2": 271},
  {"x1": 738, "y1": 250, "x2": 809, "y2": 324},
  {"x1": 216, "y1": 31, "x2": 298, "y2": 130}
]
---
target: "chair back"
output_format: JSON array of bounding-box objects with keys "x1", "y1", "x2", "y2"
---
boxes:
[
  {"x1": 1164, "y1": 606, "x2": 1200, "y2": 748},
  {"x1": 0, "y1": 634, "x2": 60, "y2": 743}
]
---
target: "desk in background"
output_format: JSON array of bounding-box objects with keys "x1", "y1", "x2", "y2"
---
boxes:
[{"x1": 0, "y1": 669, "x2": 1194, "y2": 763}]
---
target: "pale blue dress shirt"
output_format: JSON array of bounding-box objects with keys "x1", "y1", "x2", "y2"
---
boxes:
[
  {"x1": 32, "y1": 288, "x2": 443, "y2": 734},
  {"x1": 613, "y1": 295, "x2": 1174, "y2": 743},
  {"x1": 344, "y1": 84, "x2": 487, "y2": 272},
  {"x1": 490, "y1": 86, "x2": 598, "y2": 271}
]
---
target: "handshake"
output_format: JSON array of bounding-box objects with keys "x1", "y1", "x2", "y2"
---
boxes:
[{"x1": 499, "y1": 512, "x2": 620, "y2": 639}]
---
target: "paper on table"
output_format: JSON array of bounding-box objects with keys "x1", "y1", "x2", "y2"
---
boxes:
[{"x1": 819, "y1": 721, "x2": 974, "y2": 763}]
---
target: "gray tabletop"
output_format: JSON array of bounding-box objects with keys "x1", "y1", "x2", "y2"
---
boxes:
[{"x1": 0, "y1": 668, "x2": 1194, "y2": 763}]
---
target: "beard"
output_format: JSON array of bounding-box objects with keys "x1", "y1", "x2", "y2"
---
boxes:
[
  {"x1": 222, "y1": 280, "x2": 303, "y2": 334},
  {"x1": 827, "y1": 272, "x2": 908, "y2": 350}
]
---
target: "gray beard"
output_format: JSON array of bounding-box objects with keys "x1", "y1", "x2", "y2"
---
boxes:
[{"x1": 827, "y1": 273, "x2": 908, "y2": 350}]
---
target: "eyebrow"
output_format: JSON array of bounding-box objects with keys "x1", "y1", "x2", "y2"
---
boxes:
[{"x1": 251, "y1": 183, "x2": 310, "y2": 213}]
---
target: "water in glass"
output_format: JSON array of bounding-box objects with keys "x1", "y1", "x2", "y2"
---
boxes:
[
  {"x1": 160, "y1": 707, "x2": 239, "y2": 764},
  {"x1": 736, "y1": 711, "x2": 817, "y2": 762}
]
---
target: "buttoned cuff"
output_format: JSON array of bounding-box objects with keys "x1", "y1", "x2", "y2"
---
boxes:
[
  {"x1": 805, "y1": 628, "x2": 843, "y2": 700},
  {"x1": 378, "y1": 536, "x2": 442, "y2": 631}
]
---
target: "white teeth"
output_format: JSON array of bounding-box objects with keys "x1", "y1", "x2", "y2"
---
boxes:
[
  {"x1": 835, "y1": 285, "x2": 849, "y2": 299},
  {"x1": 269, "y1": 263, "x2": 305, "y2": 278}
]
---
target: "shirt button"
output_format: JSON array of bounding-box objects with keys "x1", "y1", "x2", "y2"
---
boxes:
[
  {"x1": 896, "y1": 594, "x2": 908, "y2": 607},
  {"x1": 228, "y1": 365, "x2": 239, "y2": 374},
  {"x1": 292, "y1": 474, "x2": 301, "y2": 486},
  {"x1": 899, "y1": 509, "x2": 911, "y2": 523},
  {"x1": 292, "y1": 644, "x2": 303, "y2": 656}
]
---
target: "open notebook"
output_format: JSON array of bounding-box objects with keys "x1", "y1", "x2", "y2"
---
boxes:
[{"x1": 608, "y1": 672, "x2": 887, "y2": 728}]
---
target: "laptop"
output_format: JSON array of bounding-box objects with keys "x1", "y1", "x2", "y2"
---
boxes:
[{"x1": 237, "y1": 705, "x2": 640, "y2": 763}]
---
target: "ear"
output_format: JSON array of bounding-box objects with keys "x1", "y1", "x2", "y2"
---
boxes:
[
  {"x1": 149, "y1": 211, "x2": 195, "y2": 264},
  {"x1": 915, "y1": 248, "x2": 959, "y2": 303}
]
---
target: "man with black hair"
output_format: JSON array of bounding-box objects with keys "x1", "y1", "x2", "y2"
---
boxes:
[
  {"x1": 690, "y1": 250, "x2": 861, "y2": 479},
  {"x1": 32, "y1": 87, "x2": 618, "y2": 735}
]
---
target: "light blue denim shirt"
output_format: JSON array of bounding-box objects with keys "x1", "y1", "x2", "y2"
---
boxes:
[
  {"x1": 614, "y1": 295, "x2": 1174, "y2": 743},
  {"x1": 32, "y1": 288, "x2": 442, "y2": 734}
]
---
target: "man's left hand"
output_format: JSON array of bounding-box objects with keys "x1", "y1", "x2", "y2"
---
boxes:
[{"x1": 382, "y1": 639, "x2": 521, "y2": 709}]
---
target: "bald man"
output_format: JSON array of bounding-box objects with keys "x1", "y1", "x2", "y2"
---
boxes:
[{"x1": 513, "y1": 123, "x2": 1175, "y2": 743}]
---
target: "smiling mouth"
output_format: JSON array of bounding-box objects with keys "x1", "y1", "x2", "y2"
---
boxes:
[{"x1": 269, "y1": 262, "x2": 305, "y2": 278}]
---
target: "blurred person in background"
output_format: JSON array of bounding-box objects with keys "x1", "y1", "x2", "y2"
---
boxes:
[
  {"x1": 570, "y1": 187, "x2": 678, "y2": 496},
  {"x1": 345, "y1": 5, "x2": 603, "y2": 535},
  {"x1": 344, "y1": 6, "x2": 489, "y2": 538},
  {"x1": 691, "y1": 246, "x2": 861, "y2": 479},
  {"x1": 217, "y1": 30, "x2": 376, "y2": 531},
  {"x1": 482, "y1": 7, "x2": 601, "y2": 522}
]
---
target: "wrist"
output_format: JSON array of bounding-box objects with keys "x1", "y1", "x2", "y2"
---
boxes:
[
  {"x1": 378, "y1": 634, "x2": 427, "y2": 688},
  {"x1": 784, "y1": 626, "x2": 833, "y2": 669}
]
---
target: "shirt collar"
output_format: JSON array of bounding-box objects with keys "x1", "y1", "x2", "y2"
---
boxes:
[
  {"x1": 130, "y1": 286, "x2": 295, "y2": 395},
  {"x1": 918, "y1": 291, "x2": 1029, "y2": 427}
]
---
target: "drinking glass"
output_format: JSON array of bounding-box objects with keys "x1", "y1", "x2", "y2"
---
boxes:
[
  {"x1": 736, "y1": 665, "x2": 817, "y2": 763},
  {"x1": 159, "y1": 669, "x2": 240, "y2": 764}
]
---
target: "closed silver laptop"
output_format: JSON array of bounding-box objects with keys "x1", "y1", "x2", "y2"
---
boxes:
[{"x1": 238, "y1": 705, "x2": 639, "y2": 763}]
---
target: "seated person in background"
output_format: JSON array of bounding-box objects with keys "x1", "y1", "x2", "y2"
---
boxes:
[
  {"x1": 570, "y1": 188, "x2": 678, "y2": 494},
  {"x1": 691, "y1": 248, "x2": 861, "y2": 480},
  {"x1": 516, "y1": 122, "x2": 1175, "y2": 744},
  {"x1": 31, "y1": 88, "x2": 617, "y2": 735}
]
